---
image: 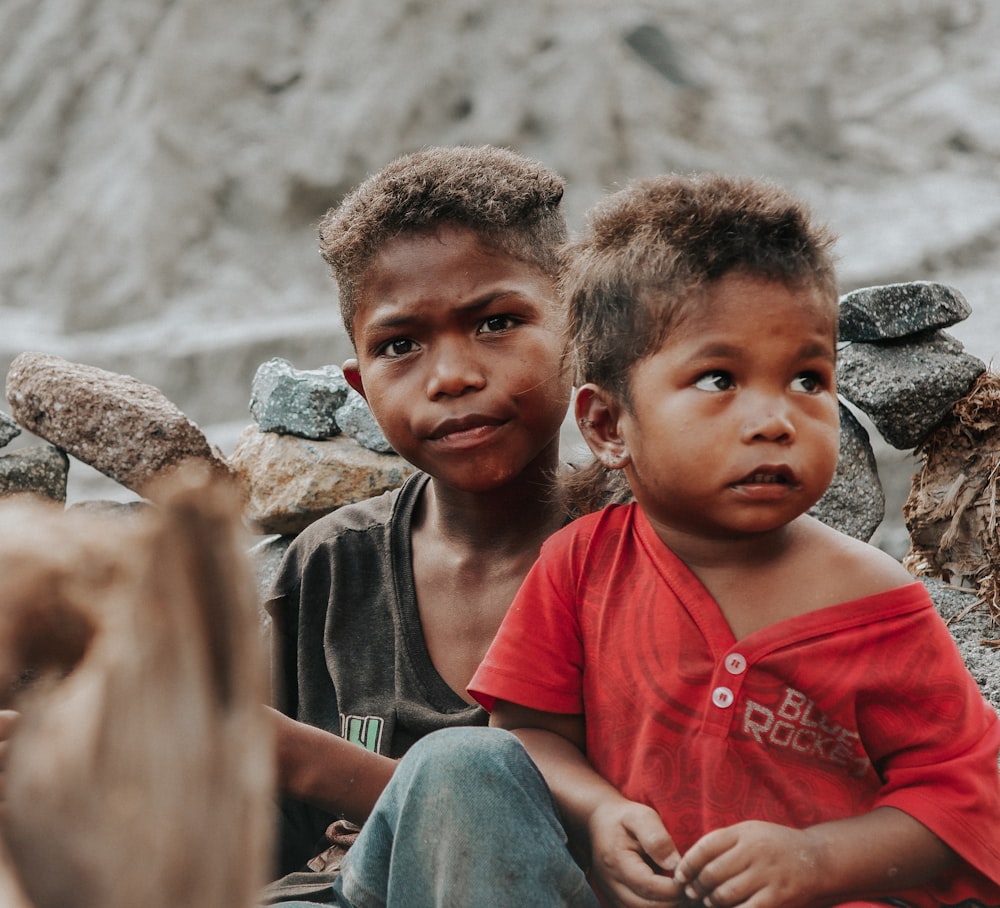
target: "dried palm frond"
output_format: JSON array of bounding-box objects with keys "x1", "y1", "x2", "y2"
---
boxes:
[{"x1": 904, "y1": 370, "x2": 1000, "y2": 636}]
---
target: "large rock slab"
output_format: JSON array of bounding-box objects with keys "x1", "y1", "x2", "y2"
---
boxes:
[
  {"x1": 5, "y1": 352, "x2": 230, "y2": 496},
  {"x1": 228, "y1": 426, "x2": 415, "y2": 535}
]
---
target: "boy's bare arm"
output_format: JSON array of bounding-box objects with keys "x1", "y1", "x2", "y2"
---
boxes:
[
  {"x1": 676, "y1": 806, "x2": 956, "y2": 908},
  {"x1": 268, "y1": 707, "x2": 396, "y2": 825},
  {"x1": 491, "y1": 699, "x2": 684, "y2": 906},
  {"x1": 0, "y1": 710, "x2": 18, "y2": 816}
]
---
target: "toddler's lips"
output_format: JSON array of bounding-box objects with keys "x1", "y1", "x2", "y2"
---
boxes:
[{"x1": 733, "y1": 465, "x2": 796, "y2": 486}]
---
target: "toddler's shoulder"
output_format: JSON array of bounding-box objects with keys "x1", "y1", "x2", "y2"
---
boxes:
[{"x1": 803, "y1": 516, "x2": 917, "y2": 602}]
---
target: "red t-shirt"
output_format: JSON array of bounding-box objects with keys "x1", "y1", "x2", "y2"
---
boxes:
[{"x1": 470, "y1": 503, "x2": 1000, "y2": 907}]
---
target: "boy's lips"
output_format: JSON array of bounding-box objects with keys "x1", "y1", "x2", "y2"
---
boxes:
[{"x1": 427, "y1": 413, "x2": 507, "y2": 442}]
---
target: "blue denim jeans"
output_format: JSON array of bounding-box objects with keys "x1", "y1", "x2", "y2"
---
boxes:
[{"x1": 275, "y1": 726, "x2": 599, "y2": 908}]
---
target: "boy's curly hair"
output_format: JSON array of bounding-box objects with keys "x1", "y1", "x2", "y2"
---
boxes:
[
  {"x1": 563, "y1": 173, "x2": 839, "y2": 407},
  {"x1": 319, "y1": 145, "x2": 568, "y2": 342}
]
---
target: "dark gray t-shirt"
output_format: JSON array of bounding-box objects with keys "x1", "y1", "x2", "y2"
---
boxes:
[{"x1": 267, "y1": 471, "x2": 487, "y2": 876}]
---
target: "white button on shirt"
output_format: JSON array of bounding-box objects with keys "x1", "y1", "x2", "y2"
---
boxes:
[
  {"x1": 725, "y1": 653, "x2": 747, "y2": 675},
  {"x1": 711, "y1": 686, "x2": 734, "y2": 708}
]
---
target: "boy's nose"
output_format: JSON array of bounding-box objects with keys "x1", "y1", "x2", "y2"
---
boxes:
[{"x1": 426, "y1": 340, "x2": 487, "y2": 398}]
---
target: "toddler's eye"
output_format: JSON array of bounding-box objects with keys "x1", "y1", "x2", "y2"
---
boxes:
[
  {"x1": 694, "y1": 371, "x2": 733, "y2": 392},
  {"x1": 791, "y1": 372, "x2": 822, "y2": 393},
  {"x1": 380, "y1": 338, "x2": 418, "y2": 358},
  {"x1": 480, "y1": 314, "x2": 517, "y2": 333}
]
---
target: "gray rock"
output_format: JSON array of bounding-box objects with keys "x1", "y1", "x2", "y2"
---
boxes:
[
  {"x1": 0, "y1": 411, "x2": 20, "y2": 448},
  {"x1": 336, "y1": 390, "x2": 393, "y2": 453},
  {"x1": 249, "y1": 358, "x2": 349, "y2": 439},
  {"x1": 836, "y1": 331, "x2": 986, "y2": 449},
  {"x1": 839, "y1": 282, "x2": 972, "y2": 343},
  {"x1": 6, "y1": 352, "x2": 231, "y2": 496},
  {"x1": 809, "y1": 404, "x2": 884, "y2": 541},
  {"x1": 0, "y1": 445, "x2": 69, "y2": 502}
]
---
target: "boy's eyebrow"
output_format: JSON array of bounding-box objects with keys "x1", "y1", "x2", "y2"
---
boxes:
[{"x1": 364, "y1": 290, "x2": 530, "y2": 332}]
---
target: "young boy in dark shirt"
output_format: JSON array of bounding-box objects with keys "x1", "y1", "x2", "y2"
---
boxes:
[
  {"x1": 317, "y1": 173, "x2": 1000, "y2": 908},
  {"x1": 264, "y1": 145, "x2": 575, "y2": 904}
]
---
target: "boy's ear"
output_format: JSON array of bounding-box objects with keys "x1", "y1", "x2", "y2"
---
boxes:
[
  {"x1": 342, "y1": 358, "x2": 366, "y2": 400},
  {"x1": 575, "y1": 384, "x2": 630, "y2": 470}
]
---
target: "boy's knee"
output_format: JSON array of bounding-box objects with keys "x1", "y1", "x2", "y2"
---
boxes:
[
  {"x1": 383, "y1": 726, "x2": 553, "y2": 836},
  {"x1": 389, "y1": 727, "x2": 550, "y2": 814},
  {"x1": 401, "y1": 726, "x2": 526, "y2": 784}
]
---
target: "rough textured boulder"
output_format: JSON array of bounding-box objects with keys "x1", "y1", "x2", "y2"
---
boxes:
[
  {"x1": 228, "y1": 426, "x2": 415, "y2": 535},
  {"x1": 250, "y1": 358, "x2": 349, "y2": 439},
  {"x1": 0, "y1": 446, "x2": 69, "y2": 503},
  {"x1": 5, "y1": 353, "x2": 232, "y2": 497},
  {"x1": 333, "y1": 392, "x2": 395, "y2": 454},
  {"x1": 838, "y1": 282, "x2": 972, "y2": 343},
  {"x1": 0, "y1": 412, "x2": 20, "y2": 448},
  {"x1": 837, "y1": 332, "x2": 985, "y2": 449},
  {"x1": 249, "y1": 357, "x2": 392, "y2": 452}
]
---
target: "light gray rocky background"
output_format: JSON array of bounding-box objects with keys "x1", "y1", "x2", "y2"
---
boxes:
[{"x1": 2, "y1": 0, "x2": 1000, "y2": 551}]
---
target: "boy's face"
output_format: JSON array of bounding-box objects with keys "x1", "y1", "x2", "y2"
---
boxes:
[
  {"x1": 344, "y1": 225, "x2": 571, "y2": 492},
  {"x1": 578, "y1": 272, "x2": 840, "y2": 542}
]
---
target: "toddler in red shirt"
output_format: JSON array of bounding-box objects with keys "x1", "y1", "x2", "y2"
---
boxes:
[{"x1": 323, "y1": 173, "x2": 1000, "y2": 908}]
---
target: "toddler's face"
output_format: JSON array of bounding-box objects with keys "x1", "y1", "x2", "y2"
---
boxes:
[
  {"x1": 610, "y1": 272, "x2": 839, "y2": 542},
  {"x1": 345, "y1": 225, "x2": 571, "y2": 492}
]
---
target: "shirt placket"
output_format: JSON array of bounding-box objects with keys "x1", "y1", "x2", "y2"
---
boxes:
[{"x1": 704, "y1": 650, "x2": 749, "y2": 734}]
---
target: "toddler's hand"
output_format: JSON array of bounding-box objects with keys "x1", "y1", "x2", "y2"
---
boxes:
[
  {"x1": 589, "y1": 797, "x2": 685, "y2": 906},
  {"x1": 674, "y1": 821, "x2": 822, "y2": 908}
]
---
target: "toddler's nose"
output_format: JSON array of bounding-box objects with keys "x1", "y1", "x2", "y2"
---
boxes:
[{"x1": 742, "y1": 394, "x2": 795, "y2": 443}]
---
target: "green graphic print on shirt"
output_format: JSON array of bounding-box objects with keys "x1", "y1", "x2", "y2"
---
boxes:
[{"x1": 342, "y1": 714, "x2": 383, "y2": 752}]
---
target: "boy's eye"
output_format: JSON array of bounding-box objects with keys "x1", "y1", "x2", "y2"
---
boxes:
[
  {"x1": 379, "y1": 338, "x2": 418, "y2": 358},
  {"x1": 694, "y1": 371, "x2": 733, "y2": 392},
  {"x1": 791, "y1": 371, "x2": 823, "y2": 393},
  {"x1": 479, "y1": 314, "x2": 517, "y2": 334}
]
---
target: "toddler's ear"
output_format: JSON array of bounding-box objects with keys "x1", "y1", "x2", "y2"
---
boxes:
[
  {"x1": 575, "y1": 384, "x2": 630, "y2": 470},
  {"x1": 342, "y1": 359, "x2": 366, "y2": 400}
]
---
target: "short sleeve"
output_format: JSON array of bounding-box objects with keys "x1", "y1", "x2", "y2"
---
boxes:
[{"x1": 469, "y1": 526, "x2": 586, "y2": 714}]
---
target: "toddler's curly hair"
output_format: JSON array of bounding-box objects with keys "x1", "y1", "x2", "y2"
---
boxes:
[
  {"x1": 564, "y1": 173, "x2": 839, "y2": 406},
  {"x1": 319, "y1": 145, "x2": 567, "y2": 342}
]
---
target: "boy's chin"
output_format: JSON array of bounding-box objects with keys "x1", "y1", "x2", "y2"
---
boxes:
[{"x1": 428, "y1": 459, "x2": 534, "y2": 495}]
